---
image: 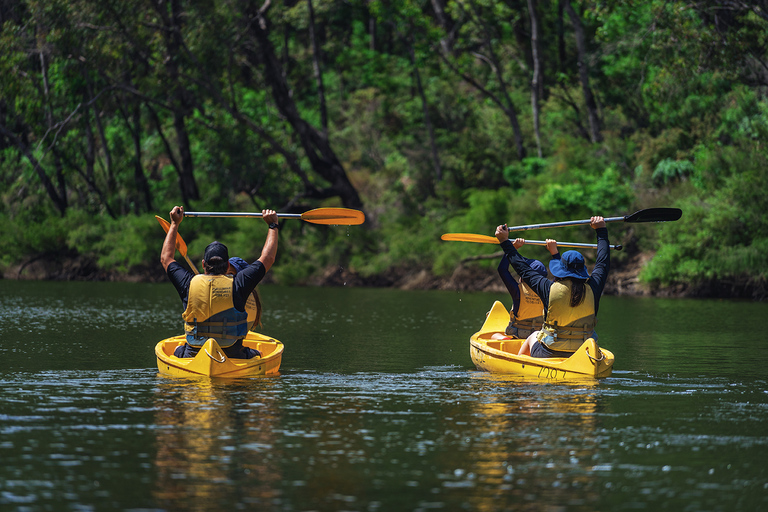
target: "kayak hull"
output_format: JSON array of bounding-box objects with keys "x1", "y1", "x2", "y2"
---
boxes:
[
  {"x1": 155, "y1": 331, "x2": 283, "y2": 378},
  {"x1": 470, "y1": 301, "x2": 614, "y2": 380}
]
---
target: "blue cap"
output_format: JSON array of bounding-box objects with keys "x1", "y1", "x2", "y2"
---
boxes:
[
  {"x1": 549, "y1": 250, "x2": 589, "y2": 280},
  {"x1": 229, "y1": 256, "x2": 249, "y2": 273}
]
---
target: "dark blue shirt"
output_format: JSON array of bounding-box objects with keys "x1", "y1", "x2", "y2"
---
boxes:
[
  {"x1": 499, "y1": 227, "x2": 610, "y2": 318},
  {"x1": 166, "y1": 260, "x2": 266, "y2": 311},
  {"x1": 497, "y1": 256, "x2": 521, "y2": 316}
]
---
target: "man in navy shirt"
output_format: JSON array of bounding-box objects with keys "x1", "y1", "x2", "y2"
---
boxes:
[{"x1": 160, "y1": 205, "x2": 279, "y2": 358}]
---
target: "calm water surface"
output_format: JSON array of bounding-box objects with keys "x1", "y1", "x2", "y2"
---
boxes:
[{"x1": 1, "y1": 280, "x2": 767, "y2": 511}]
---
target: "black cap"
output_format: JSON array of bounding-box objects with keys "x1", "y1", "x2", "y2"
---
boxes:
[{"x1": 203, "y1": 241, "x2": 228, "y2": 262}]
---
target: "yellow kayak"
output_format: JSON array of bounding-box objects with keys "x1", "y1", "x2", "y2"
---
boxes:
[
  {"x1": 155, "y1": 331, "x2": 284, "y2": 378},
  {"x1": 470, "y1": 301, "x2": 614, "y2": 380}
]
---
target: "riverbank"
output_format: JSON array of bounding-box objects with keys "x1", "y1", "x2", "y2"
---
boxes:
[{"x1": 4, "y1": 251, "x2": 765, "y2": 300}]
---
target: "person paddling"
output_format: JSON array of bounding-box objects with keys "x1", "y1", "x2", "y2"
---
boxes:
[
  {"x1": 160, "y1": 205, "x2": 279, "y2": 359},
  {"x1": 495, "y1": 216, "x2": 610, "y2": 358},
  {"x1": 493, "y1": 237, "x2": 549, "y2": 341}
]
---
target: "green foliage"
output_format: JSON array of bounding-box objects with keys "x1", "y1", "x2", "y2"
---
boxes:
[
  {"x1": 0, "y1": 0, "x2": 766, "y2": 298},
  {"x1": 538, "y1": 167, "x2": 633, "y2": 216},
  {"x1": 0, "y1": 208, "x2": 156, "y2": 274},
  {"x1": 503, "y1": 158, "x2": 547, "y2": 188},
  {"x1": 651, "y1": 159, "x2": 695, "y2": 187},
  {"x1": 641, "y1": 92, "x2": 768, "y2": 290}
]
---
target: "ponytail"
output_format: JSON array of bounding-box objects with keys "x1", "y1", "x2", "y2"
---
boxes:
[
  {"x1": 252, "y1": 288, "x2": 263, "y2": 328},
  {"x1": 570, "y1": 279, "x2": 587, "y2": 307}
]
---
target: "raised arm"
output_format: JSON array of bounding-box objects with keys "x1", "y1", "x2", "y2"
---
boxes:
[
  {"x1": 588, "y1": 216, "x2": 610, "y2": 295},
  {"x1": 496, "y1": 225, "x2": 552, "y2": 304},
  {"x1": 257, "y1": 209, "x2": 279, "y2": 272},
  {"x1": 161, "y1": 206, "x2": 184, "y2": 272}
]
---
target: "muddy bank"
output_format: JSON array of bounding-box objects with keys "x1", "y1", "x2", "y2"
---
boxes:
[{"x1": 3, "y1": 251, "x2": 765, "y2": 300}]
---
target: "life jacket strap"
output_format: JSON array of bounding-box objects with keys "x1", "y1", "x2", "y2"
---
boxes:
[
  {"x1": 512, "y1": 316, "x2": 544, "y2": 330},
  {"x1": 542, "y1": 321, "x2": 592, "y2": 340}
]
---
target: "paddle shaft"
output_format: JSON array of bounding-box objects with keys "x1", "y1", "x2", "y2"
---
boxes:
[
  {"x1": 183, "y1": 207, "x2": 365, "y2": 225},
  {"x1": 185, "y1": 212, "x2": 302, "y2": 218},
  {"x1": 507, "y1": 216, "x2": 624, "y2": 232},
  {"x1": 181, "y1": 251, "x2": 199, "y2": 275},
  {"x1": 441, "y1": 233, "x2": 621, "y2": 250},
  {"x1": 515, "y1": 239, "x2": 621, "y2": 250},
  {"x1": 506, "y1": 207, "x2": 682, "y2": 233}
]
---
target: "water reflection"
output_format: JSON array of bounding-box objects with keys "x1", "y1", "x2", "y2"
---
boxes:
[
  {"x1": 152, "y1": 377, "x2": 282, "y2": 510},
  {"x1": 463, "y1": 374, "x2": 603, "y2": 510}
]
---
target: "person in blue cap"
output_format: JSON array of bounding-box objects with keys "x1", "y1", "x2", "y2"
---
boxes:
[
  {"x1": 160, "y1": 205, "x2": 279, "y2": 359},
  {"x1": 495, "y1": 216, "x2": 609, "y2": 358},
  {"x1": 494, "y1": 237, "x2": 549, "y2": 341},
  {"x1": 228, "y1": 256, "x2": 263, "y2": 332}
]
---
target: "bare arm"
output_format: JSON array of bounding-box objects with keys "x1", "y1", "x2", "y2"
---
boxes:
[
  {"x1": 545, "y1": 238, "x2": 559, "y2": 257},
  {"x1": 257, "y1": 209, "x2": 279, "y2": 272},
  {"x1": 160, "y1": 206, "x2": 184, "y2": 272}
]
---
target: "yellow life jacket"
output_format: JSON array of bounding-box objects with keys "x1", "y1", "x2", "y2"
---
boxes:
[
  {"x1": 244, "y1": 291, "x2": 259, "y2": 331},
  {"x1": 182, "y1": 274, "x2": 248, "y2": 348},
  {"x1": 509, "y1": 281, "x2": 545, "y2": 332},
  {"x1": 539, "y1": 280, "x2": 596, "y2": 352}
]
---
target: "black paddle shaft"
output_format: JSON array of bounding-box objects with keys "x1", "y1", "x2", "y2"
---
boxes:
[{"x1": 506, "y1": 208, "x2": 682, "y2": 233}]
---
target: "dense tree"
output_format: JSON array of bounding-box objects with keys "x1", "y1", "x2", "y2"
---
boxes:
[{"x1": 0, "y1": 0, "x2": 766, "y2": 297}]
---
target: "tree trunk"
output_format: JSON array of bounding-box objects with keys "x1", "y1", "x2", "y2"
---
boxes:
[
  {"x1": 410, "y1": 43, "x2": 442, "y2": 182},
  {"x1": 557, "y1": 0, "x2": 566, "y2": 73},
  {"x1": 527, "y1": 0, "x2": 543, "y2": 158},
  {"x1": 84, "y1": 69, "x2": 114, "y2": 193},
  {"x1": 564, "y1": 0, "x2": 602, "y2": 143},
  {"x1": 82, "y1": 90, "x2": 97, "y2": 182},
  {"x1": 0, "y1": 121, "x2": 67, "y2": 216},
  {"x1": 156, "y1": 0, "x2": 200, "y2": 206},
  {"x1": 430, "y1": 0, "x2": 455, "y2": 54},
  {"x1": 308, "y1": 0, "x2": 328, "y2": 136},
  {"x1": 483, "y1": 28, "x2": 526, "y2": 159},
  {"x1": 131, "y1": 103, "x2": 153, "y2": 212},
  {"x1": 147, "y1": 104, "x2": 184, "y2": 182},
  {"x1": 368, "y1": 13, "x2": 375, "y2": 51},
  {"x1": 246, "y1": 5, "x2": 363, "y2": 209}
]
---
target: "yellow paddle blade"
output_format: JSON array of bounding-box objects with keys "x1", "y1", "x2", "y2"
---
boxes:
[
  {"x1": 300, "y1": 207, "x2": 365, "y2": 225},
  {"x1": 155, "y1": 215, "x2": 189, "y2": 256},
  {"x1": 155, "y1": 215, "x2": 199, "y2": 274},
  {"x1": 440, "y1": 233, "x2": 500, "y2": 244}
]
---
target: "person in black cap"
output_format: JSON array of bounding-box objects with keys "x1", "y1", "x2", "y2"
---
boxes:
[
  {"x1": 493, "y1": 237, "x2": 549, "y2": 342},
  {"x1": 495, "y1": 216, "x2": 609, "y2": 358},
  {"x1": 160, "y1": 205, "x2": 279, "y2": 359}
]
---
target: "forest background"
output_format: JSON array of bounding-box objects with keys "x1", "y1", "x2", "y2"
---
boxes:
[{"x1": 1, "y1": 0, "x2": 767, "y2": 299}]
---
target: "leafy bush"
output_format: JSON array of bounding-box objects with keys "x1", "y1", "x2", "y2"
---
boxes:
[
  {"x1": 538, "y1": 167, "x2": 633, "y2": 216},
  {"x1": 651, "y1": 158, "x2": 696, "y2": 186}
]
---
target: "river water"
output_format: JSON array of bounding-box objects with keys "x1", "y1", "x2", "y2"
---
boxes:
[{"x1": 1, "y1": 280, "x2": 767, "y2": 511}]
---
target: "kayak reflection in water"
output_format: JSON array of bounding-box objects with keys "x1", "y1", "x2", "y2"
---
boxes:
[
  {"x1": 160, "y1": 205, "x2": 279, "y2": 359},
  {"x1": 492, "y1": 238, "x2": 549, "y2": 341},
  {"x1": 495, "y1": 216, "x2": 610, "y2": 358}
]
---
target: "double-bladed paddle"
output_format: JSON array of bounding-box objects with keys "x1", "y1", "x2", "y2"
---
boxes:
[
  {"x1": 183, "y1": 207, "x2": 365, "y2": 225},
  {"x1": 440, "y1": 233, "x2": 623, "y2": 250},
  {"x1": 504, "y1": 207, "x2": 682, "y2": 233},
  {"x1": 155, "y1": 215, "x2": 199, "y2": 275}
]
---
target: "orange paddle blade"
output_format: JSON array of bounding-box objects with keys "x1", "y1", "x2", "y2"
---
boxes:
[
  {"x1": 440, "y1": 233, "x2": 500, "y2": 244},
  {"x1": 155, "y1": 215, "x2": 188, "y2": 256},
  {"x1": 300, "y1": 207, "x2": 365, "y2": 225}
]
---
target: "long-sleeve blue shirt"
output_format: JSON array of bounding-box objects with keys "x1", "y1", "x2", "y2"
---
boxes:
[
  {"x1": 497, "y1": 256, "x2": 521, "y2": 315},
  {"x1": 499, "y1": 227, "x2": 610, "y2": 319}
]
